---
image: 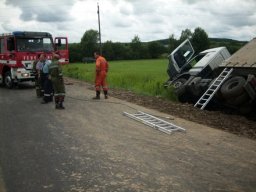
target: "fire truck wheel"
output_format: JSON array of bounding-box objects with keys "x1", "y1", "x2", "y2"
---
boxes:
[
  {"x1": 220, "y1": 76, "x2": 246, "y2": 99},
  {"x1": 4, "y1": 71, "x2": 13, "y2": 89}
]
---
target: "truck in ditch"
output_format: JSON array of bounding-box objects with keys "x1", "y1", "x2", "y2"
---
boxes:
[
  {"x1": 165, "y1": 38, "x2": 256, "y2": 114},
  {"x1": 0, "y1": 31, "x2": 69, "y2": 88}
]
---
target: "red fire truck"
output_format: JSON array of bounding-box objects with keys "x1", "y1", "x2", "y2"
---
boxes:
[{"x1": 0, "y1": 31, "x2": 69, "y2": 88}]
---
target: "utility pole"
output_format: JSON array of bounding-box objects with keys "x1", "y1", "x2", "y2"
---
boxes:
[{"x1": 97, "y1": 2, "x2": 102, "y2": 55}]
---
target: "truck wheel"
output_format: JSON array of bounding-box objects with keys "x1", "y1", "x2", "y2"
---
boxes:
[
  {"x1": 227, "y1": 92, "x2": 250, "y2": 106},
  {"x1": 239, "y1": 102, "x2": 253, "y2": 115},
  {"x1": 172, "y1": 78, "x2": 189, "y2": 103},
  {"x1": 172, "y1": 78, "x2": 187, "y2": 89},
  {"x1": 4, "y1": 71, "x2": 13, "y2": 89},
  {"x1": 176, "y1": 88, "x2": 190, "y2": 103},
  {"x1": 220, "y1": 76, "x2": 245, "y2": 99}
]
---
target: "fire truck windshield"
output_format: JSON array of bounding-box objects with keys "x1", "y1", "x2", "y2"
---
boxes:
[{"x1": 16, "y1": 37, "x2": 54, "y2": 52}]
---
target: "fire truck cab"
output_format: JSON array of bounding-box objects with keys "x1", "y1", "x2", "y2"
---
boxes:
[{"x1": 0, "y1": 31, "x2": 69, "y2": 88}]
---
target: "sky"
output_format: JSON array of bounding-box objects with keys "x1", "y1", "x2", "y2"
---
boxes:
[{"x1": 0, "y1": 0, "x2": 255, "y2": 43}]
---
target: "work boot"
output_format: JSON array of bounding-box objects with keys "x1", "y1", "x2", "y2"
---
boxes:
[
  {"x1": 93, "y1": 91, "x2": 100, "y2": 99},
  {"x1": 104, "y1": 90, "x2": 108, "y2": 99},
  {"x1": 36, "y1": 89, "x2": 41, "y2": 98},
  {"x1": 41, "y1": 100, "x2": 48, "y2": 104},
  {"x1": 55, "y1": 103, "x2": 60, "y2": 109},
  {"x1": 54, "y1": 96, "x2": 59, "y2": 109},
  {"x1": 40, "y1": 90, "x2": 44, "y2": 97},
  {"x1": 41, "y1": 98, "x2": 48, "y2": 104},
  {"x1": 59, "y1": 102, "x2": 65, "y2": 109}
]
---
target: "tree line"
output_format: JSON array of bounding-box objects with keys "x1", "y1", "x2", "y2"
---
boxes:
[{"x1": 68, "y1": 27, "x2": 245, "y2": 63}]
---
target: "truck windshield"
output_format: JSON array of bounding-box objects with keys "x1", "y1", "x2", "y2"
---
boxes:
[
  {"x1": 188, "y1": 53, "x2": 206, "y2": 67},
  {"x1": 16, "y1": 37, "x2": 54, "y2": 52}
]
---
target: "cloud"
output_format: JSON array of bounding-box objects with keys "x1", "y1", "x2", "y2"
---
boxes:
[
  {"x1": 0, "y1": 0, "x2": 255, "y2": 42},
  {"x1": 119, "y1": 1, "x2": 133, "y2": 15},
  {"x1": 194, "y1": 0, "x2": 256, "y2": 40},
  {"x1": 181, "y1": 0, "x2": 204, "y2": 4},
  {"x1": 5, "y1": 0, "x2": 75, "y2": 22}
]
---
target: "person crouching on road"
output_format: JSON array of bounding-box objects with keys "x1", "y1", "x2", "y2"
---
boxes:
[
  {"x1": 93, "y1": 51, "x2": 109, "y2": 99},
  {"x1": 39, "y1": 53, "x2": 53, "y2": 104},
  {"x1": 49, "y1": 52, "x2": 66, "y2": 109}
]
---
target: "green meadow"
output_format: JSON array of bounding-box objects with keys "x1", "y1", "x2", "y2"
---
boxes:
[{"x1": 62, "y1": 59, "x2": 177, "y2": 100}]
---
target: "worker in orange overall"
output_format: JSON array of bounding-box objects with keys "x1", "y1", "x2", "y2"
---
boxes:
[{"x1": 93, "y1": 51, "x2": 109, "y2": 99}]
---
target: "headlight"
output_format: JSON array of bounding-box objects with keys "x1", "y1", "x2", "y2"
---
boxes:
[{"x1": 21, "y1": 73, "x2": 29, "y2": 77}]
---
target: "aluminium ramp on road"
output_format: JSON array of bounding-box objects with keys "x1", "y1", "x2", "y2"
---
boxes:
[{"x1": 123, "y1": 111, "x2": 186, "y2": 134}]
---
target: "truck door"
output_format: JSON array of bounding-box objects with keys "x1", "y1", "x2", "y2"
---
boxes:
[
  {"x1": 169, "y1": 39, "x2": 195, "y2": 73},
  {"x1": 54, "y1": 37, "x2": 69, "y2": 64}
]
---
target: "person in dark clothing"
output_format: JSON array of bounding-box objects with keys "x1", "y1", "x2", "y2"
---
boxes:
[
  {"x1": 38, "y1": 53, "x2": 53, "y2": 104},
  {"x1": 49, "y1": 52, "x2": 66, "y2": 109}
]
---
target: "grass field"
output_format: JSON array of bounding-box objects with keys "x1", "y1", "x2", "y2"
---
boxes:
[{"x1": 62, "y1": 59, "x2": 177, "y2": 100}]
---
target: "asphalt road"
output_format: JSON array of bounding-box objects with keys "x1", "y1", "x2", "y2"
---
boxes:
[{"x1": 0, "y1": 80, "x2": 256, "y2": 192}]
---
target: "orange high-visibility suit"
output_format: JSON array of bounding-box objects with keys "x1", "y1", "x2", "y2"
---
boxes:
[{"x1": 95, "y1": 56, "x2": 108, "y2": 92}]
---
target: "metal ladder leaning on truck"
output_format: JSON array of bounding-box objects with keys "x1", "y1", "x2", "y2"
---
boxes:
[
  {"x1": 165, "y1": 38, "x2": 256, "y2": 114},
  {"x1": 0, "y1": 31, "x2": 69, "y2": 88}
]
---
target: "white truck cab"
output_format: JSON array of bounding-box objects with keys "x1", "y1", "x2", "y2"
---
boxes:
[
  {"x1": 167, "y1": 39, "x2": 231, "y2": 82},
  {"x1": 188, "y1": 47, "x2": 231, "y2": 76}
]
